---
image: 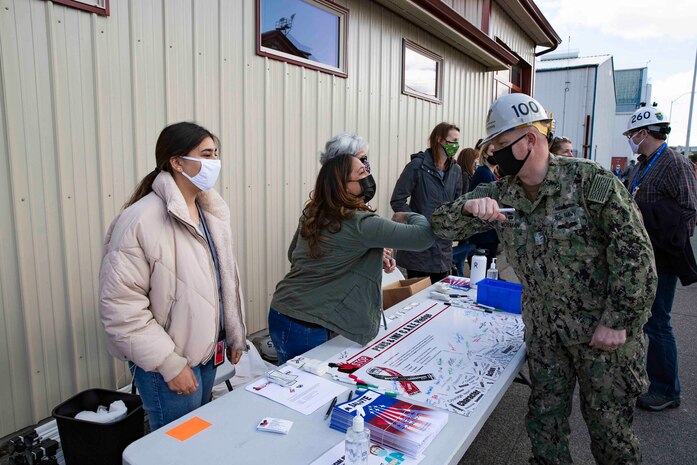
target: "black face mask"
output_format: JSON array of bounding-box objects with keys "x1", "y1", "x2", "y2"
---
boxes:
[
  {"x1": 492, "y1": 134, "x2": 531, "y2": 177},
  {"x1": 486, "y1": 155, "x2": 498, "y2": 166},
  {"x1": 358, "y1": 174, "x2": 376, "y2": 202}
]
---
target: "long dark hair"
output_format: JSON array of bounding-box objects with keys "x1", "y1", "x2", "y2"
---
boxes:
[
  {"x1": 456, "y1": 148, "x2": 478, "y2": 176},
  {"x1": 429, "y1": 122, "x2": 459, "y2": 168},
  {"x1": 123, "y1": 122, "x2": 219, "y2": 208},
  {"x1": 300, "y1": 155, "x2": 371, "y2": 258}
]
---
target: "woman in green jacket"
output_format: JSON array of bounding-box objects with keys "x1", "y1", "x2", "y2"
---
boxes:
[{"x1": 269, "y1": 153, "x2": 435, "y2": 364}]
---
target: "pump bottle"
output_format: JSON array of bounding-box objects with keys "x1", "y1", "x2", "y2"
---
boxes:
[
  {"x1": 486, "y1": 258, "x2": 498, "y2": 280},
  {"x1": 345, "y1": 406, "x2": 370, "y2": 465}
]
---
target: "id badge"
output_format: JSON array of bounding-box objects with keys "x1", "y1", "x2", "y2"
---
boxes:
[{"x1": 214, "y1": 339, "x2": 226, "y2": 367}]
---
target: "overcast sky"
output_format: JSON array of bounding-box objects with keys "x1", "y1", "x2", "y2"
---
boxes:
[{"x1": 536, "y1": 0, "x2": 697, "y2": 147}]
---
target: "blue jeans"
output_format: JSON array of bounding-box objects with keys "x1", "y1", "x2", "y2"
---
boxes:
[
  {"x1": 268, "y1": 308, "x2": 330, "y2": 365},
  {"x1": 452, "y1": 241, "x2": 476, "y2": 277},
  {"x1": 643, "y1": 273, "x2": 680, "y2": 399},
  {"x1": 130, "y1": 358, "x2": 217, "y2": 431}
]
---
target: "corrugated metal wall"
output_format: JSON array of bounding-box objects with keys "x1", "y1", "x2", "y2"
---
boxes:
[
  {"x1": 442, "y1": 0, "x2": 484, "y2": 28},
  {"x1": 591, "y1": 59, "x2": 617, "y2": 168},
  {"x1": 0, "y1": 0, "x2": 536, "y2": 435},
  {"x1": 489, "y1": 2, "x2": 535, "y2": 66},
  {"x1": 535, "y1": 67, "x2": 596, "y2": 158}
]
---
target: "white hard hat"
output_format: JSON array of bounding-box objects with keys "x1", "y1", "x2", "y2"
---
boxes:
[
  {"x1": 482, "y1": 94, "x2": 552, "y2": 145},
  {"x1": 623, "y1": 106, "x2": 670, "y2": 136}
]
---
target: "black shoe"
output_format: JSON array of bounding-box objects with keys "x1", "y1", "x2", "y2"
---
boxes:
[{"x1": 636, "y1": 393, "x2": 681, "y2": 411}]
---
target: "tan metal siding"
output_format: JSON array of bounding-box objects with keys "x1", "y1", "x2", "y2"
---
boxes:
[
  {"x1": 490, "y1": 2, "x2": 535, "y2": 65},
  {"x1": 0, "y1": 0, "x2": 525, "y2": 435},
  {"x1": 443, "y1": 0, "x2": 484, "y2": 27},
  {"x1": 0, "y1": 6, "x2": 33, "y2": 432}
]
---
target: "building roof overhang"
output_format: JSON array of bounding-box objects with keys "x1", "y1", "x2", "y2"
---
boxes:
[{"x1": 374, "y1": 0, "x2": 561, "y2": 70}]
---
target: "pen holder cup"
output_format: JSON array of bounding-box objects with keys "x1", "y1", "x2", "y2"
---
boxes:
[{"x1": 476, "y1": 279, "x2": 523, "y2": 314}]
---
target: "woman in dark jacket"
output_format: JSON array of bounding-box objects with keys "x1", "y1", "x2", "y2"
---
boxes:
[
  {"x1": 468, "y1": 143, "x2": 499, "y2": 269},
  {"x1": 390, "y1": 122, "x2": 462, "y2": 283}
]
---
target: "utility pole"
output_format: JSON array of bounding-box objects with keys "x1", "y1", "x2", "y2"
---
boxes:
[{"x1": 685, "y1": 48, "x2": 697, "y2": 157}]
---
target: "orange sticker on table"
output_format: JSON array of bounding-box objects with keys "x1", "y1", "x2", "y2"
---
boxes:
[{"x1": 165, "y1": 416, "x2": 212, "y2": 441}]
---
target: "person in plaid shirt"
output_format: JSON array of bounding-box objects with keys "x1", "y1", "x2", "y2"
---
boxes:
[{"x1": 625, "y1": 105, "x2": 697, "y2": 411}]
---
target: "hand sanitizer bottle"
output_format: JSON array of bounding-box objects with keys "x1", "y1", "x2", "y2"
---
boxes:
[
  {"x1": 486, "y1": 258, "x2": 498, "y2": 280},
  {"x1": 470, "y1": 249, "x2": 487, "y2": 286},
  {"x1": 346, "y1": 406, "x2": 370, "y2": 465}
]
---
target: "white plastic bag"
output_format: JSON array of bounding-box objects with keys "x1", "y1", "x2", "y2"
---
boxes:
[{"x1": 212, "y1": 340, "x2": 275, "y2": 398}]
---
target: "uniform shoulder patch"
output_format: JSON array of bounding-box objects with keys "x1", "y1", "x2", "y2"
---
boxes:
[{"x1": 587, "y1": 174, "x2": 613, "y2": 203}]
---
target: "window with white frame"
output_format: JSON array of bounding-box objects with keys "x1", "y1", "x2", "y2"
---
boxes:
[
  {"x1": 257, "y1": 0, "x2": 348, "y2": 77},
  {"x1": 402, "y1": 39, "x2": 443, "y2": 104}
]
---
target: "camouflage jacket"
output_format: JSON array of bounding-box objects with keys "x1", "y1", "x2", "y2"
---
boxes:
[{"x1": 432, "y1": 156, "x2": 657, "y2": 345}]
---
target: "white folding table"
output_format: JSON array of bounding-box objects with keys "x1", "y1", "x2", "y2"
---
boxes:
[{"x1": 122, "y1": 281, "x2": 526, "y2": 465}]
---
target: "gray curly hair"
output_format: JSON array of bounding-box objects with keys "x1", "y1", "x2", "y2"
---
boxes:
[{"x1": 319, "y1": 133, "x2": 368, "y2": 165}]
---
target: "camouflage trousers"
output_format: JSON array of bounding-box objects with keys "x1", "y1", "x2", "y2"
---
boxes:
[{"x1": 526, "y1": 332, "x2": 647, "y2": 465}]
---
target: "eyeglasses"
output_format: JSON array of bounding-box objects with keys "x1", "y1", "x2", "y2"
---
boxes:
[
  {"x1": 626, "y1": 129, "x2": 642, "y2": 140},
  {"x1": 359, "y1": 156, "x2": 371, "y2": 173}
]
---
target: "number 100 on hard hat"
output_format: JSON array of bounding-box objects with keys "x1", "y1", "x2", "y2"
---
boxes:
[{"x1": 483, "y1": 94, "x2": 553, "y2": 145}]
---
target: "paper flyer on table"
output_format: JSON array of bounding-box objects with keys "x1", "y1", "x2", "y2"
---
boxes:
[
  {"x1": 245, "y1": 365, "x2": 346, "y2": 415},
  {"x1": 326, "y1": 296, "x2": 525, "y2": 417},
  {"x1": 311, "y1": 441, "x2": 424, "y2": 465}
]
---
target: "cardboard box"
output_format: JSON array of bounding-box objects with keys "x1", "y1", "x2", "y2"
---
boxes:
[{"x1": 382, "y1": 277, "x2": 431, "y2": 309}]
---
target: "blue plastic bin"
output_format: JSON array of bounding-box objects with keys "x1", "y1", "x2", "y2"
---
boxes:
[{"x1": 476, "y1": 279, "x2": 523, "y2": 314}]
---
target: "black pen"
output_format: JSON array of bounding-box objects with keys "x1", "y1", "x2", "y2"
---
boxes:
[{"x1": 325, "y1": 396, "x2": 338, "y2": 420}]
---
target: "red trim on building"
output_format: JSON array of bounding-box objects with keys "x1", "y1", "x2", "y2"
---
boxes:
[
  {"x1": 46, "y1": 0, "x2": 109, "y2": 16},
  {"x1": 412, "y1": 0, "x2": 517, "y2": 66},
  {"x1": 518, "y1": 0, "x2": 561, "y2": 56},
  {"x1": 481, "y1": 0, "x2": 491, "y2": 35},
  {"x1": 520, "y1": 0, "x2": 561, "y2": 45}
]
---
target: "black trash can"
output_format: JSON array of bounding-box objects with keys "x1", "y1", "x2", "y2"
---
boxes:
[{"x1": 52, "y1": 388, "x2": 144, "y2": 465}]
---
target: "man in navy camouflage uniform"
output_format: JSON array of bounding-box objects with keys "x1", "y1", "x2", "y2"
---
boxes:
[{"x1": 432, "y1": 94, "x2": 657, "y2": 465}]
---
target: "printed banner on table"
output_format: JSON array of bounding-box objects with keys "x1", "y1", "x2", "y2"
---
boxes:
[{"x1": 327, "y1": 299, "x2": 525, "y2": 416}]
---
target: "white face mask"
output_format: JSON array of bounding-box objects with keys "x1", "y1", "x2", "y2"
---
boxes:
[
  {"x1": 180, "y1": 156, "x2": 221, "y2": 191},
  {"x1": 628, "y1": 133, "x2": 646, "y2": 155}
]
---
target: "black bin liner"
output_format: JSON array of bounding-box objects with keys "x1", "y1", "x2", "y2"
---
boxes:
[{"x1": 52, "y1": 388, "x2": 144, "y2": 465}]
